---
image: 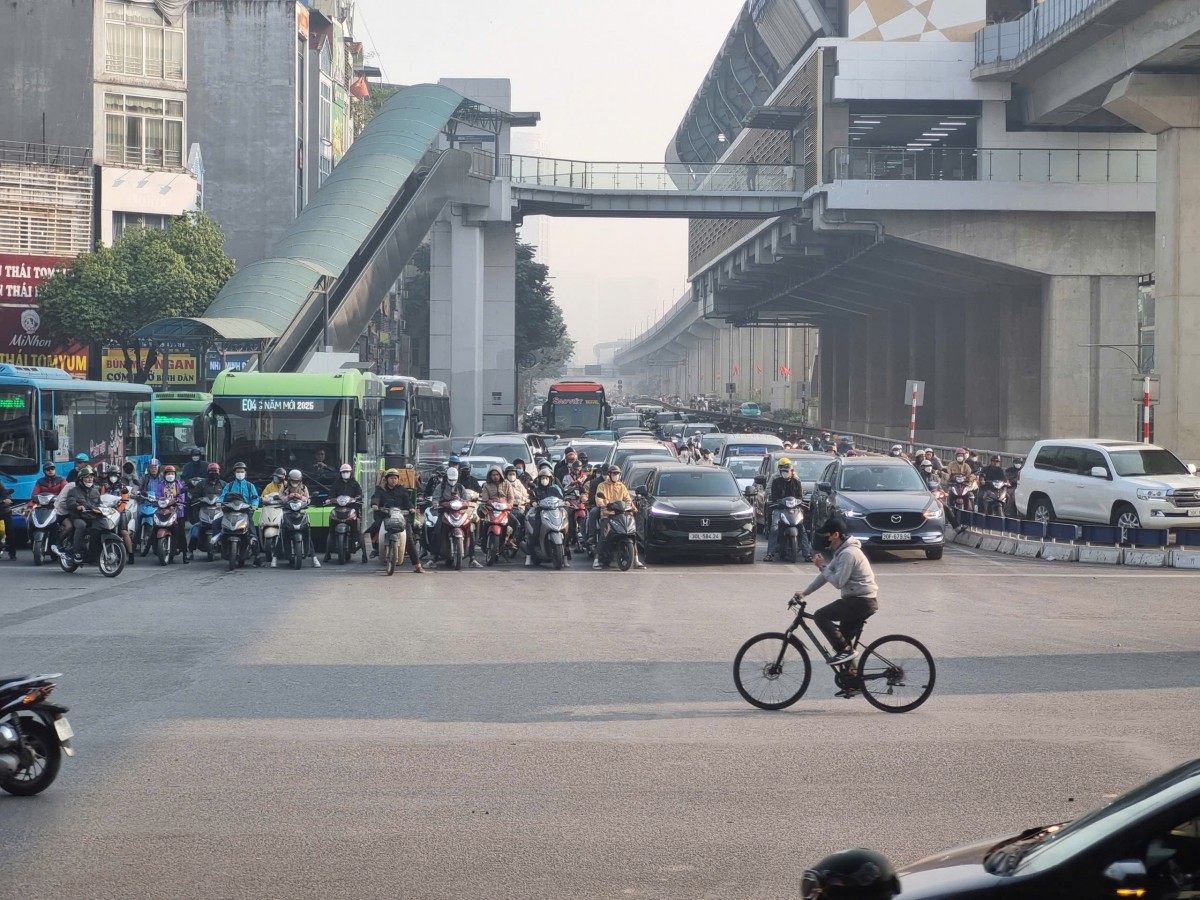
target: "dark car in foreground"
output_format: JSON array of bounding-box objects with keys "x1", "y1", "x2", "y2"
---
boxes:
[
  {"x1": 885, "y1": 757, "x2": 1200, "y2": 898},
  {"x1": 634, "y1": 464, "x2": 756, "y2": 564},
  {"x1": 809, "y1": 456, "x2": 945, "y2": 559}
]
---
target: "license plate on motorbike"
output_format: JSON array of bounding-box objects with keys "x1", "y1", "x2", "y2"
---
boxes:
[
  {"x1": 54, "y1": 717, "x2": 74, "y2": 741},
  {"x1": 881, "y1": 532, "x2": 911, "y2": 541},
  {"x1": 688, "y1": 532, "x2": 721, "y2": 541}
]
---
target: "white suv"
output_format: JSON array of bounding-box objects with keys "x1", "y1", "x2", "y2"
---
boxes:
[{"x1": 1015, "y1": 439, "x2": 1200, "y2": 530}]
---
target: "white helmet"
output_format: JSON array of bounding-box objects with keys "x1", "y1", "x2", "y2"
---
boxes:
[
  {"x1": 288, "y1": 469, "x2": 302, "y2": 481},
  {"x1": 446, "y1": 467, "x2": 459, "y2": 484}
]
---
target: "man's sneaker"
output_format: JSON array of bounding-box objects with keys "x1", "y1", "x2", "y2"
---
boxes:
[
  {"x1": 828, "y1": 648, "x2": 859, "y2": 666},
  {"x1": 834, "y1": 687, "x2": 861, "y2": 699},
  {"x1": 469, "y1": 558, "x2": 483, "y2": 569},
  {"x1": 370, "y1": 549, "x2": 379, "y2": 559},
  {"x1": 524, "y1": 554, "x2": 533, "y2": 567},
  {"x1": 311, "y1": 557, "x2": 321, "y2": 568},
  {"x1": 762, "y1": 553, "x2": 775, "y2": 562},
  {"x1": 634, "y1": 559, "x2": 646, "y2": 569},
  {"x1": 592, "y1": 558, "x2": 602, "y2": 569},
  {"x1": 270, "y1": 558, "x2": 277, "y2": 568}
]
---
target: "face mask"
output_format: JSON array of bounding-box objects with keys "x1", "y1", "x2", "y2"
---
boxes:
[
  {"x1": 165, "y1": 474, "x2": 176, "y2": 483},
  {"x1": 108, "y1": 476, "x2": 119, "y2": 484},
  {"x1": 956, "y1": 456, "x2": 965, "y2": 462},
  {"x1": 506, "y1": 474, "x2": 516, "y2": 482},
  {"x1": 341, "y1": 472, "x2": 351, "y2": 480},
  {"x1": 192, "y1": 456, "x2": 200, "y2": 462},
  {"x1": 236, "y1": 472, "x2": 246, "y2": 481},
  {"x1": 1016, "y1": 463, "x2": 1023, "y2": 470},
  {"x1": 274, "y1": 476, "x2": 283, "y2": 484},
  {"x1": 609, "y1": 474, "x2": 620, "y2": 482}
]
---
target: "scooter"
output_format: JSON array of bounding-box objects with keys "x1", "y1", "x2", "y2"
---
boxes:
[
  {"x1": 25, "y1": 493, "x2": 60, "y2": 566},
  {"x1": 597, "y1": 500, "x2": 638, "y2": 571},
  {"x1": 281, "y1": 496, "x2": 312, "y2": 570},
  {"x1": 978, "y1": 479, "x2": 1008, "y2": 518},
  {"x1": 775, "y1": 495, "x2": 807, "y2": 563},
  {"x1": 135, "y1": 491, "x2": 158, "y2": 557},
  {"x1": 191, "y1": 495, "x2": 223, "y2": 562},
  {"x1": 58, "y1": 495, "x2": 126, "y2": 578},
  {"x1": 480, "y1": 498, "x2": 516, "y2": 566},
  {"x1": 0, "y1": 673, "x2": 73, "y2": 796},
  {"x1": 946, "y1": 474, "x2": 975, "y2": 515},
  {"x1": 259, "y1": 493, "x2": 284, "y2": 565},
  {"x1": 438, "y1": 497, "x2": 475, "y2": 570},
  {"x1": 377, "y1": 506, "x2": 409, "y2": 576},
  {"x1": 528, "y1": 495, "x2": 570, "y2": 570},
  {"x1": 327, "y1": 495, "x2": 364, "y2": 564},
  {"x1": 143, "y1": 493, "x2": 182, "y2": 566},
  {"x1": 219, "y1": 493, "x2": 255, "y2": 570},
  {"x1": 564, "y1": 489, "x2": 588, "y2": 553}
]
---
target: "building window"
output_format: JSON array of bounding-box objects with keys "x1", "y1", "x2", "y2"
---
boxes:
[
  {"x1": 112, "y1": 211, "x2": 172, "y2": 241},
  {"x1": 104, "y1": 93, "x2": 184, "y2": 168},
  {"x1": 297, "y1": 139, "x2": 306, "y2": 215},
  {"x1": 104, "y1": 1, "x2": 184, "y2": 80}
]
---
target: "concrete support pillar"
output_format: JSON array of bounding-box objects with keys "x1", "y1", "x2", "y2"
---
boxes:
[
  {"x1": 429, "y1": 212, "x2": 485, "y2": 435},
  {"x1": 886, "y1": 305, "x2": 912, "y2": 436},
  {"x1": 1000, "y1": 291, "x2": 1042, "y2": 450},
  {"x1": 934, "y1": 301, "x2": 966, "y2": 439},
  {"x1": 963, "y1": 300, "x2": 996, "y2": 446},
  {"x1": 910, "y1": 302, "x2": 936, "y2": 443},
  {"x1": 481, "y1": 222, "x2": 517, "y2": 431},
  {"x1": 1105, "y1": 73, "x2": 1200, "y2": 457},
  {"x1": 866, "y1": 310, "x2": 890, "y2": 432}
]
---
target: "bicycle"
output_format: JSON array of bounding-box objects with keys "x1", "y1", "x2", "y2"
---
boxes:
[{"x1": 733, "y1": 597, "x2": 936, "y2": 713}]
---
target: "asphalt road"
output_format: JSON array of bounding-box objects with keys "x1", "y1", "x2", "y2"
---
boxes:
[{"x1": 1, "y1": 541, "x2": 1197, "y2": 899}]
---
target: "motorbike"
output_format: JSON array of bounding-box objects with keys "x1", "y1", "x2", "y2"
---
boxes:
[
  {"x1": 418, "y1": 499, "x2": 438, "y2": 561},
  {"x1": 59, "y1": 494, "x2": 126, "y2": 577},
  {"x1": 598, "y1": 500, "x2": 638, "y2": 571},
  {"x1": 281, "y1": 495, "x2": 312, "y2": 570},
  {"x1": 327, "y1": 495, "x2": 364, "y2": 564},
  {"x1": 25, "y1": 492, "x2": 61, "y2": 566},
  {"x1": 142, "y1": 493, "x2": 183, "y2": 566},
  {"x1": 480, "y1": 498, "x2": 517, "y2": 566},
  {"x1": 528, "y1": 495, "x2": 570, "y2": 570},
  {"x1": 978, "y1": 479, "x2": 1008, "y2": 518},
  {"x1": 438, "y1": 497, "x2": 476, "y2": 570},
  {"x1": 259, "y1": 493, "x2": 284, "y2": 565},
  {"x1": 378, "y1": 506, "x2": 409, "y2": 576},
  {"x1": 946, "y1": 474, "x2": 975, "y2": 516},
  {"x1": 774, "y1": 495, "x2": 807, "y2": 563},
  {"x1": 191, "y1": 495, "x2": 223, "y2": 562},
  {"x1": 135, "y1": 491, "x2": 158, "y2": 557},
  {"x1": 564, "y1": 489, "x2": 588, "y2": 553},
  {"x1": 219, "y1": 493, "x2": 255, "y2": 570},
  {"x1": 0, "y1": 673, "x2": 73, "y2": 796}
]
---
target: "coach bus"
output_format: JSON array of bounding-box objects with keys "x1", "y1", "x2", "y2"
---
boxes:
[
  {"x1": 542, "y1": 380, "x2": 610, "y2": 437},
  {"x1": 0, "y1": 363, "x2": 153, "y2": 524},
  {"x1": 132, "y1": 391, "x2": 212, "y2": 469},
  {"x1": 380, "y1": 376, "x2": 451, "y2": 479},
  {"x1": 207, "y1": 369, "x2": 383, "y2": 528}
]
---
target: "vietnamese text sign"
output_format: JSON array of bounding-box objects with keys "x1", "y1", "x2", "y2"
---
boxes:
[{"x1": 102, "y1": 349, "x2": 198, "y2": 386}]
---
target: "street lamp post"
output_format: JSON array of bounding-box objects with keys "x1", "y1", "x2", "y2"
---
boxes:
[{"x1": 1080, "y1": 343, "x2": 1151, "y2": 444}]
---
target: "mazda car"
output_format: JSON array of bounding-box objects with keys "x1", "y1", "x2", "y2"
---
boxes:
[
  {"x1": 634, "y1": 463, "x2": 756, "y2": 564},
  {"x1": 808, "y1": 456, "x2": 945, "y2": 559}
]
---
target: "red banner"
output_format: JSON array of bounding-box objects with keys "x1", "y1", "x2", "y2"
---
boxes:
[{"x1": 0, "y1": 253, "x2": 88, "y2": 377}]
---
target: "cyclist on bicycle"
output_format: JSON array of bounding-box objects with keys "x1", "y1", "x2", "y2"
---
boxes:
[{"x1": 791, "y1": 516, "x2": 878, "y2": 669}]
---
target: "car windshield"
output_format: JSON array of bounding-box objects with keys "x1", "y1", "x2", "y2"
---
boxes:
[
  {"x1": 726, "y1": 444, "x2": 773, "y2": 457},
  {"x1": 470, "y1": 441, "x2": 523, "y2": 460},
  {"x1": 1017, "y1": 770, "x2": 1200, "y2": 875},
  {"x1": 613, "y1": 446, "x2": 671, "y2": 470},
  {"x1": 1108, "y1": 448, "x2": 1191, "y2": 477},
  {"x1": 725, "y1": 458, "x2": 762, "y2": 477},
  {"x1": 656, "y1": 470, "x2": 738, "y2": 498},
  {"x1": 791, "y1": 458, "x2": 831, "y2": 480},
  {"x1": 838, "y1": 464, "x2": 927, "y2": 492}
]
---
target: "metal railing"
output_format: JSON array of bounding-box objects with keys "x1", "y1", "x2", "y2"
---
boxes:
[
  {"x1": 975, "y1": 0, "x2": 1102, "y2": 65},
  {"x1": 503, "y1": 155, "x2": 799, "y2": 192},
  {"x1": 0, "y1": 141, "x2": 92, "y2": 170},
  {"x1": 827, "y1": 146, "x2": 1155, "y2": 184}
]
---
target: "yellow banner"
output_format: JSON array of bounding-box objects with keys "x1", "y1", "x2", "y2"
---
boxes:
[{"x1": 101, "y1": 349, "x2": 198, "y2": 386}]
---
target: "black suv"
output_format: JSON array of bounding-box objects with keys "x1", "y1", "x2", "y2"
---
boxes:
[{"x1": 634, "y1": 463, "x2": 757, "y2": 564}]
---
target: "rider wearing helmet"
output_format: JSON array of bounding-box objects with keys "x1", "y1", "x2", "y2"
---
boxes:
[
  {"x1": 800, "y1": 848, "x2": 900, "y2": 900},
  {"x1": 181, "y1": 446, "x2": 207, "y2": 482},
  {"x1": 946, "y1": 447, "x2": 975, "y2": 481},
  {"x1": 224, "y1": 461, "x2": 261, "y2": 507},
  {"x1": 323, "y1": 463, "x2": 365, "y2": 563},
  {"x1": 835, "y1": 435, "x2": 855, "y2": 457},
  {"x1": 429, "y1": 463, "x2": 476, "y2": 568},
  {"x1": 592, "y1": 464, "x2": 645, "y2": 569},
  {"x1": 98, "y1": 463, "x2": 135, "y2": 564},
  {"x1": 67, "y1": 452, "x2": 91, "y2": 484},
  {"x1": 155, "y1": 465, "x2": 190, "y2": 563},
  {"x1": 188, "y1": 462, "x2": 227, "y2": 555},
  {"x1": 553, "y1": 448, "x2": 579, "y2": 483},
  {"x1": 369, "y1": 468, "x2": 423, "y2": 572},
  {"x1": 282, "y1": 469, "x2": 319, "y2": 567},
  {"x1": 262, "y1": 467, "x2": 288, "y2": 498},
  {"x1": 888, "y1": 444, "x2": 905, "y2": 458},
  {"x1": 524, "y1": 463, "x2": 564, "y2": 567},
  {"x1": 763, "y1": 457, "x2": 813, "y2": 563},
  {"x1": 64, "y1": 466, "x2": 102, "y2": 561}
]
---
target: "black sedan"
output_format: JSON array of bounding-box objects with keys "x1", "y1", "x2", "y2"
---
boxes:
[
  {"x1": 884, "y1": 757, "x2": 1200, "y2": 898},
  {"x1": 808, "y1": 456, "x2": 946, "y2": 559},
  {"x1": 634, "y1": 464, "x2": 757, "y2": 564}
]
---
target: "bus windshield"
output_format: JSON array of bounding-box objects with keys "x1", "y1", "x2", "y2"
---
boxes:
[
  {"x1": 212, "y1": 396, "x2": 347, "y2": 485},
  {"x1": 382, "y1": 400, "x2": 409, "y2": 458},
  {"x1": 0, "y1": 387, "x2": 37, "y2": 475},
  {"x1": 546, "y1": 383, "x2": 607, "y2": 436}
]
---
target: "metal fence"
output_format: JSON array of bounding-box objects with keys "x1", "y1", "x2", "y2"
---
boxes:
[
  {"x1": 828, "y1": 146, "x2": 1155, "y2": 184},
  {"x1": 503, "y1": 155, "x2": 797, "y2": 192},
  {"x1": 0, "y1": 141, "x2": 92, "y2": 170},
  {"x1": 975, "y1": 0, "x2": 1102, "y2": 65}
]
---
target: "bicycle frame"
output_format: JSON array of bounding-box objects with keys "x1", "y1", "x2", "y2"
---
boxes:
[{"x1": 780, "y1": 600, "x2": 859, "y2": 666}]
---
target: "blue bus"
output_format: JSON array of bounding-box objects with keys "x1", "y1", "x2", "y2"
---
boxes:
[{"x1": 0, "y1": 364, "x2": 153, "y2": 518}]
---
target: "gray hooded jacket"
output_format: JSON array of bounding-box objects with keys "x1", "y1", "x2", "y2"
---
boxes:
[{"x1": 803, "y1": 537, "x2": 878, "y2": 599}]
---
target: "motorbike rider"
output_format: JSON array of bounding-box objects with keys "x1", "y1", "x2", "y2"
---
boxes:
[
  {"x1": 143, "y1": 459, "x2": 163, "y2": 495},
  {"x1": 915, "y1": 448, "x2": 943, "y2": 476},
  {"x1": 818, "y1": 432, "x2": 835, "y2": 452},
  {"x1": 261, "y1": 467, "x2": 287, "y2": 498},
  {"x1": 762, "y1": 458, "x2": 814, "y2": 563},
  {"x1": 429, "y1": 464, "x2": 479, "y2": 569},
  {"x1": 457, "y1": 458, "x2": 482, "y2": 492},
  {"x1": 835, "y1": 435, "x2": 855, "y2": 457},
  {"x1": 324, "y1": 463, "x2": 364, "y2": 563},
  {"x1": 25, "y1": 461, "x2": 68, "y2": 557},
  {"x1": 478, "y1": 465, "x2": 523, "y2": 557},
  {"x1": 369, "y1": 468, "x2": 424, "y2": 572},
  {"x1": 553, "y1": 448, "x2": 579, "y2": 483},
  {"x1": 157, "y1": 465, "x2": 190, "y2": 563},
  {"x1": 791, "y1": 516, "x2": 879, "y2": 691},
  {"x1": 64, "y1": 466, "x2": 103, "y2": 562},
  {"x1": 887, "y1": 444, "x2": 905, "y2": 459},
  {"x1": 512, "y1": 459, "x2": 535, "y2": 491},
  {"x1": 503, "y1": 465, "x2": 530, "y2": 544},
  {"x1": 221, "y1": 461, "x2": 262, "y2": 565},
  {"x1": 283, "y1": 469, "x2": 320, "y2": 567},
  {"x1": 0, "y1": 476, "x2": 15, "y2": 560},
  {"x1": 1004, "y1": 456, "x2": 1025, "y2": 516},
  {"x1": 561, "y1": 458, "x2": 588, "y2": 493},
  {"x1": 98, "y1": 463, "x2": 135, "y2": 563},
  {"x1": 189, "y1": 462, "x2": 227, "y2": 555},
  {"x1": 946, "y1": 448, "x2": 975, "y2": 481},
  {"x1": 181, "y1": 447, "x2": 207, "y2": 480},
  {"x1": 66, "y1": 452, "x2": 90, "y2": 483},
  {"x1": 525, "y1": 463, "x2": 564, "y2": 568},
  {"x1": 976, "y1": 454, "x2": 1008, "y2": 514},
  {"x1": 592, "y1": 464, "x2": 645, "y2": 569}
]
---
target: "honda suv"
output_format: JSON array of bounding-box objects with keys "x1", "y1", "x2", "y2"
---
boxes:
[{"x1": 1015, "y1": 439, "x2": 1200, "y2": 530}]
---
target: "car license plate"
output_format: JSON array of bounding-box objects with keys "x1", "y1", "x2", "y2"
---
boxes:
[
  {"x1": 881, "y1": 532, "x2": 911, "y2": 541},
  {"x1": 688, "y1": 532, "x2": 721, "y2": 541},
  {"x1": 54, "y1": 717, "x2": 74, "y2": 741},
  {"x1": 1189, "y1": 509, "x2": 1200, "y2": 517}
]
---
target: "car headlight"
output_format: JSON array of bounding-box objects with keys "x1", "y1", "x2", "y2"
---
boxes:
[
  {"x1": 923, "y1": 504, "x2": 944, "y2": 518},
  {"x1": 730, "y1": 507, "x2": 755, "y2": 519},
  {"x1": 842, "y1": 509, "x2": 865, "y2": 518},
  {"x1": 649, "y1": 502, "x2": 678, "y2": 517},
  {"x1": 1136, "y1": 488, "x2": 1171, "y2": 500}
]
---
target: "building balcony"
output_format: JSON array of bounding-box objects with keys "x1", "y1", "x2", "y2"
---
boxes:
[{"x1": 975, "y1": 0, "x2": 1104, "y2": 67}]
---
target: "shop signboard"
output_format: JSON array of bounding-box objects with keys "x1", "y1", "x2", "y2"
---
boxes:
[
  {"x1": 0, "y1": 254, "x2": 89, "y2": 376},
  {"x1": 101, "y1": 348, "x2": 199, "y2": 386}
]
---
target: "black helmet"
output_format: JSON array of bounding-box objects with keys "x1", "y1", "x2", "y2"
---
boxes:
[{"x1": 801, "y1": 848, "x2": 900, "y2": 900}]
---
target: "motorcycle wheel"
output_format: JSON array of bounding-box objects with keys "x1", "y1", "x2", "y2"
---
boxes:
[
  {"x1": 551, "y1": 542, "x2": 565, "y2": 571},
  {"x1": 486, "y1": 541, "x2": 498, "y2": 567},
  {"x1": 139, "y1": 527, "x2": 152, "y2": 557},
  {"x1": 0, "y1": 720, "x2": 62, "y2": 796},
  {"x1": 32, "y1": 534, "x2": 44, "y2": 567},
  {"x1": 450, "y1": 536, "x2": 463, "y2": 571},
  {"x1": 338, "y1": 533, "x2": 349, "y2": 566},
  {"x1": 58, "y1": 550, "x2": 78, "y2": 573},
  {"x1": 616, "y1": 541, "x2": 633, "y2": 571},
  {"x1": 228, "y1": 541, "x2": 238, "y2": 571},
  {"x1": 99, "y1": 539, "x2": 126, "y2": 578},
  {"x1": 291, "y1": 535, "x2": 303, "y2": 570},
  {"x1": 157, "y1": 535, "x2": 170, "y2": 566},
  {"x1": 783, "y1": 532, "x2": 798, "y2": 564},
  {"x1": 385, "y1": 538, "x2": 396, "y2": 576}
]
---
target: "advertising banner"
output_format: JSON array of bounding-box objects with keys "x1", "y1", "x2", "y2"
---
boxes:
[
  {"x1": 0, "y1": 253, "x2": 89, "y2": 376},
  {"x1": 101, "y1": 348, "x2": 199, "y2": 386}
]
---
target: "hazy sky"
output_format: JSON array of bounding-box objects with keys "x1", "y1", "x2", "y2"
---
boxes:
[{"x1": 352, "y1": 0, "x2": 743, "y2": 362}]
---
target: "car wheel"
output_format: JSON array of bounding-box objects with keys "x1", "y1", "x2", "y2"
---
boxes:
[
  {"x1": 1112, "y1": 503, "x2": 1142, "y2": 530},
  {"x1": 1027, "y1": 495, "x2": 1055, "y2": 525}
]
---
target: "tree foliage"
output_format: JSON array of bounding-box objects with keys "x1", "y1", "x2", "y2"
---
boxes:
[
  {"x1": 353, "y1": 83, "x2": 401, "y2": 138},
  {"x1": 39, "y1": 211, "x2": 236, "y2": 383}
]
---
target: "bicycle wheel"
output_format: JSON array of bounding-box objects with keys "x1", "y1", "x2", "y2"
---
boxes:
[
  {"x1": 733, "y1": 632, "x2": 812, "y2": 710},
  {"x1": 856, "y1": 634, "x2": 936, "y2": 713}
]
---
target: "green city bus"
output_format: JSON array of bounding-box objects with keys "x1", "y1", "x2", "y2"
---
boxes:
[
  {"x1": 133, "y1": 391, "x2": 212, "y2": 469},
  {"x1": 207, "y1": 369, "x2": 383, "y2": 528}
]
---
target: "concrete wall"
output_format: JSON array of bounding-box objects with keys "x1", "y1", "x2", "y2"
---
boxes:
[
  {"x1": 0, "y1": 0, "x2": 94, "y2": 147},
  {"x1": 188, "y1": 0, "x2": 301, "y2": 268},
  {"x1": 833, "y1": 40, "x2": 1009, "y2": 102}
]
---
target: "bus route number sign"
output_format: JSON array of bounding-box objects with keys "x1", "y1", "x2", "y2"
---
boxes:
[{"x1": 239, "y1": 398, "x2": 319, "y2": 413}]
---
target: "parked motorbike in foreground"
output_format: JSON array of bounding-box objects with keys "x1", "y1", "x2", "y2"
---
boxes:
[
  {"x1": 0, "y1": 673, "x2": 74, "y2": 796},
  {"x1": 59, "y1": 495, "x2": 126, "y2": 577}
]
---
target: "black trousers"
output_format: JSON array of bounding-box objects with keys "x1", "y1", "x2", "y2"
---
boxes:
[{"x1": 814, "y1": 595, "x2": 878, "y2": 653}]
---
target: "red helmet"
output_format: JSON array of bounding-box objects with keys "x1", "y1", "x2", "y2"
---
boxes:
[{"x1": 207, "y1": 462, "x2": 221, "y2": 474}]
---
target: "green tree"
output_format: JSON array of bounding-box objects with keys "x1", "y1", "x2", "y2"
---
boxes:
[
  {"x1": 353, "y1": 83, "x2": 401, "y2": 138},
  {"x1": 39, "y1": 211, "x2": 236, "y2": 383}
]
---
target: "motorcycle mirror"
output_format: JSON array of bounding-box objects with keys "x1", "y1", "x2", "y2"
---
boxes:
[
  {"x1": 753, "y1": 474, "x2": 766, "y2": 485},
  {"x1": 815, "y1": 481, "x2": 832, "y2": 492},
  {"x1": 193, "y1": 415, "x2": 208, "y2": 448},
  {"x1": 355, "y1": 418, "x2": 369, "y2": 453}
]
